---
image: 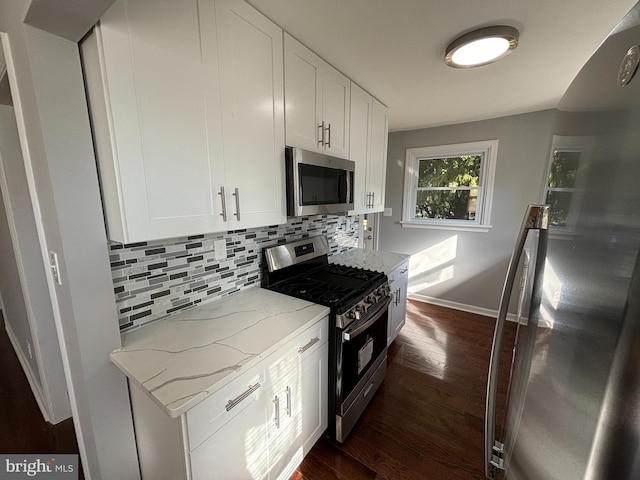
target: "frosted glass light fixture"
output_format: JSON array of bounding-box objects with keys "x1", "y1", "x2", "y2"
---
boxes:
[{"x1": 445, "y1": 26, "x2": 519, "y2": 68}]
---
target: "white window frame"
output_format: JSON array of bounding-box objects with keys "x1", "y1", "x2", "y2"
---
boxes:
[
  {"x1": 401, "y1": 139, "x2": 498, "y2": 232},
  {"x1": 541, "y1": 135, "x2": 592, "y2": 235}
]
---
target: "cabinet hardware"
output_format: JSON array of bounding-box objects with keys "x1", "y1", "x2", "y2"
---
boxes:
[
  {"x1": 273, "y1": 395, "x2": 280, "y2": 428},
  {"x1": 371, "y1": 192, "x2": 375, "y2": 208},
  {"x1": 298, "y1": 336, "x2": 320, "y2": 354},
  {"x1": 318, "y1": 121, "x2": 325, "y2": 146},
  {"x1": 396, "y1": 288, "x2": 400, "y2": 306},
  {"x1": 233, "y1": 187, "x2": 241, "y2": 221},
  {"x1": 218, "y1": 186, "x2": 227, "y2": 221},
  {"x1": 325, "y1": 123, "x2": 331, "y2": 148},
  {"x1": 363, "y1": 380, "x2": 375, "y2": 398},
  {"x1": 225, "y1": 382, "x2": 261, "y2": 411},
  {"x1": 285, "y1": 386, "x2": 292, "y2": 418}
]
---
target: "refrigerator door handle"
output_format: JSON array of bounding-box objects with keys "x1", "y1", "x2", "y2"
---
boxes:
[{"x1": 484, "y1": 204, "x2": 549, "y2": 479}]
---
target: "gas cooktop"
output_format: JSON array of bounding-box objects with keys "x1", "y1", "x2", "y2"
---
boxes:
[{"x1": 266, "y1": 262, "x2": 385, "y2": 308}]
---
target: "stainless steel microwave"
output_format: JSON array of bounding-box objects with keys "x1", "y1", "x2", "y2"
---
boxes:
[{"x1": 285, "y1": 146, "x2": 355, "y2": 216}]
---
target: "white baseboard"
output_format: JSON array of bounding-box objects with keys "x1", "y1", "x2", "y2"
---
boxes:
[
  {"x1": 408, "y1": 293, "x2": 520, "y2": 323},
  {"x1": 4, "y1": 319, "x2": 50, "y2": 423}
]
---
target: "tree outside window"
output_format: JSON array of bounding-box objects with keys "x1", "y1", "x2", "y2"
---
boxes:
[
  {"x1": 542, "y1": 136, "x2": 591, "y2": 232},
  {"x1": 402, "y1": 140, "x2": 497, "y2": 231}
]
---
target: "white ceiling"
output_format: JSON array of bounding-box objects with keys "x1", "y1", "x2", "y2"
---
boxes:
[{"x1": 247, "y1": 0, "x2": 638, "y2": 132}]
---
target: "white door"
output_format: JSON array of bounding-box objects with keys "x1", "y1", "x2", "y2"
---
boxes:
[
  {"x1": 283, "y1": 34, "x2": 322, "y2": 153},
  {"x1": 348, "y1": 83, "x2": 371, "y2": 214},
  {"x1": 320, "y1": 67, "x2": 351, "y2": 159},
  {"x1": 216, "y1": 0, "x2": 286, "y2": 230},
  {"x1": 95, "y1": 0, "x2": 225, "y2": 242},
  {"x1": 368, "y1": 99, "x2": 388, "y2": 213},
  {"x1": 189, "y1": 394, "x2": 270, "y2": 480},
  {"x1": 297, "y1": 341, "x2": 328, "y2": 456}
]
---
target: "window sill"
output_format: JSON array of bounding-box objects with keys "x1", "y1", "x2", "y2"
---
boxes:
[{"x1": 400, "y1": 220, "x2": 492, "y2": 233}]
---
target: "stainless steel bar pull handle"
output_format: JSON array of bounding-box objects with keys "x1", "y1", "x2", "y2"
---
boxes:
[
  {"x1": 318, "y1": 121, "x2": 325, "y2": 146},
  {"x1": 218, "y1": 186, "x2": 227, "y2": 221},
  {"x1": 285, "y1": 386, "x2": 292, "y2": 418},
  {"x1": 326, "y1": 123, "x2": 331, "y2": 148},
  {"x1": 298, "y1": 337, "x2": 320, "y2": 354},
  {"x1": 225, "y1": 382, "x2": 261, "y2": 411},
  {"x1": 484, "y1": 204, "x2": 549, "y2": 478},
  {"x1": 273, "y1": 395, "x2": 280, "y2": 428},
  {"x1": 232, "y1": 188, "x2": 240, "y2": 221}
]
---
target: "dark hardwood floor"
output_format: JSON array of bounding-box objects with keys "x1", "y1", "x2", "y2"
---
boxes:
[
  {"x1": 291, "y1": 299, "x2": 516, "y2": 480},
  {"x1": 0, "y1": 311, "x2": 83, "y2": 478},
  {"x1": 1, "y1": 301, "x2": 514, "y2": 480}
]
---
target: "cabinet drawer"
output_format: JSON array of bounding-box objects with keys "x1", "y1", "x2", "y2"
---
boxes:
[
  {"x1": 185, "y1": 363, "x2": 266, "y2": 451},
  {"x1": 291, "y1": 316, "x2": 329, "y2": 360},
  {"x1": 388, "y1": 260, "x2": 409, "y2": 284}
]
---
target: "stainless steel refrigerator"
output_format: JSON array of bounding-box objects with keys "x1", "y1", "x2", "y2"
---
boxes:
[{"x1": 485, "y1": 3, "x2": 640, "y2": 479}]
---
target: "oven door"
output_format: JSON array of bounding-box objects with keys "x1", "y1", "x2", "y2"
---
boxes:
[{"x1": 338, "y1": 296, "x2": 391, "y2": 403}]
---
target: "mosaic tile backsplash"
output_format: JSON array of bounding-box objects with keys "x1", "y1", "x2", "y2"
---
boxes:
[{"x1": 109, "y1": 215, "x2": 360, "y2": 330}]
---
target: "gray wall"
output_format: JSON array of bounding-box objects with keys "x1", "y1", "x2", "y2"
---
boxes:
[
  {"x1": 379, "y1": 109, "x2": 556, "y2": 314},
  {"x1": 0, "y1": 104, "x2": 71, "y2": 423}
]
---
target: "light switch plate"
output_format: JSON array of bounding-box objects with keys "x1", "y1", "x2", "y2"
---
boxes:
[
  {"x1": 214, "y1": 240, "x2": 227, "y2": 260},
  {"x1": 383, "y1": 207, "x2": 393, "y2": 217}
]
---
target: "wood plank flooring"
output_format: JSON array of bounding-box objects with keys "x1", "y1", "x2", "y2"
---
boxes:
[
  {"x1": 1, "y1": 300, "x2": 514, "y2": 480},
  {"x1": 291, "y1": 299, "x2": 516, "y2": 480},
  {"x1": 0, "y1": 311, "x2": 83, "y2": 478}
]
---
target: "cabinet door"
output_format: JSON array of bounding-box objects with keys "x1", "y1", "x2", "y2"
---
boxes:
[
  {"x1": 93, "y1": 0, "x2": 226, "y2": 242},
  {"x1": 368, "y1": 98, "x2": 388, "y2": 213},
  {"x1": 320, "y1": 67, "x2": 351, "y2": 159},
  {"x1": 284, "y1": 34, "x2": 322, "y2": 153},
  {"x1": 216, "y1": 0, "x2": 286, "y2": 230},
  {"x1": 189, "y1": 390, "x2": 270, "y2": 480},
  {"x1": 266, "y1": 318, "x2": 328, "y2": 479},
  {"x1": 388, "y1": 262, "x2": 409, "y2": 345},
  {"x1": 348, "y1": 83, "x2": 371, "y2": 214},
  {"x1": 297, "y1": 341, "x2": 329, "y2": 457}
]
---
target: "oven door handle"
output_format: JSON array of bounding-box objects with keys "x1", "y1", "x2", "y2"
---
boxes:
[{"x1": 343, "y1": 296, "x2": 391, "y2": 341}]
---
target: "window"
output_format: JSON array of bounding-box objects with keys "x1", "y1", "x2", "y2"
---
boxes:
[
  {"x1": 401, "y1": 140, "x2": 498, "y2": 231},
  {"x1": 542, "y1": 136, "x2": 591, "y2": 232}
]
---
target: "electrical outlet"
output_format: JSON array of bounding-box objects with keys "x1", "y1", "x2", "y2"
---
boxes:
[
  {"x1": 48, "y1": 251, "x2": 62, "y2": 285},
  {"x1": 383, "y1": 207, "x2": 393, "y2": 217},
  {"x1": 214, "y1": 240, "x2": 227, "y2": 260}
]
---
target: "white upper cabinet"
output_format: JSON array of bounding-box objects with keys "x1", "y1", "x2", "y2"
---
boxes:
[
  {"x1": 349, "y1": 82, "x2": 389, "y2": 214},
  {"x1": 82, "y1": 0, "x2": 285, "y2": 243},
  {"x1": 284, "y1": 33, "x2": 350, "y2": 159},
  {"x1": 215, "y1": 0, "x2": 286, "y2": 230}
]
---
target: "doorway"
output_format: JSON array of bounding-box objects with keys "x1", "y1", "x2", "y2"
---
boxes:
[{"x1": 362, "y1": 213, "x2": 380, "y2": 250}]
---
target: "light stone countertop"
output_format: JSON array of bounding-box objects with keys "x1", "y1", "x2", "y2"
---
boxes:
[
  {"x1": 110, "y1": 287, "x2": 329, "y2": 418},
  {"x1": 331, "y1": 248, "x2": 410, "y2": 275}
]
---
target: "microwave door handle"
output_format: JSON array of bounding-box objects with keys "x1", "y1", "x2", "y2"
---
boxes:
[
  {"x1": 338, "y1": 171, "x2": 347, "y2": 202},
  {"x1": 343, "y1": 296, "x2": 391, "y2": 341}
]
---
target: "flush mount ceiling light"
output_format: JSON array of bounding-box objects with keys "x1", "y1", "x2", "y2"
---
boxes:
[{"x1": 445, "y1": 26, "x2": 519, "y2": 68}]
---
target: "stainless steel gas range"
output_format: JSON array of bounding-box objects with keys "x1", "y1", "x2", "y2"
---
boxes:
[{"x1": 262, "y1": 235, "x2": 391, "y2": 442}]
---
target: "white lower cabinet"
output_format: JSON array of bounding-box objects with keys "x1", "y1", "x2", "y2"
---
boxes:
[
  {"x1": 130, "y1": 316, "x2": 328, "y2": 480},
  {"x1": 387, "y1": 260, "x2": 409, "y2": 345}
]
